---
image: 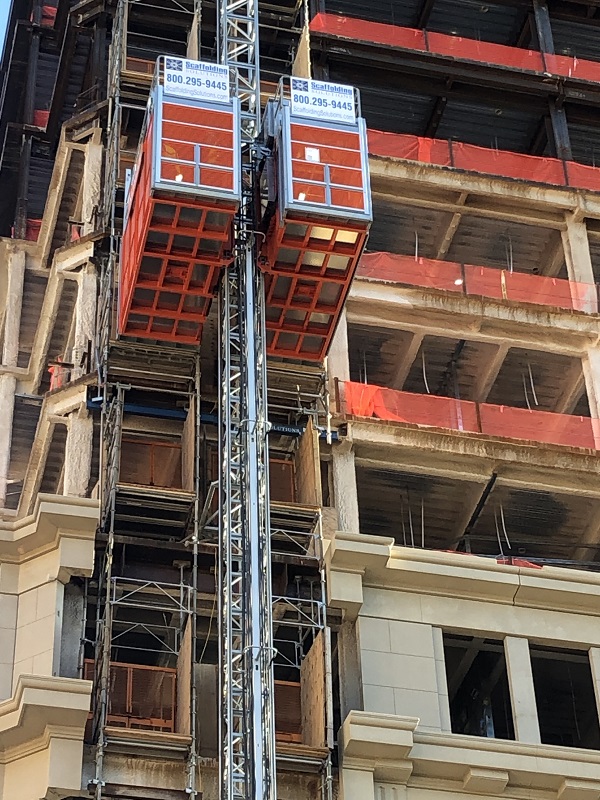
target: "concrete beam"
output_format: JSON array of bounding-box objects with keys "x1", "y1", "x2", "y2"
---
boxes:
[
  {"x1": 347, "y1": 281, "x2": 599, "y2": 356},
  {"x1": 390, "y1": 331, "x2": 424, "y2": 391},
  {"x1": 0, "y1": 375, "x2": 17, "y2": 508},
  {"x1": 571, "y1": 505, "x2": 600, "y2": 561},
  {"x1": 433, "y1": 192, "x2": 468, "y2": 259},
  {"x1": 332, "y1": 443, "x2": 360, "y2": 533},
  {"x1": 81, "y1": 141, "x2": 103, "y2": 236},
  {"x1": 554, "y1": 360, "x2": 585, "y2": 415},
  {"x1": 471, "y1": 342, "x2": 510, "y2": 403}
]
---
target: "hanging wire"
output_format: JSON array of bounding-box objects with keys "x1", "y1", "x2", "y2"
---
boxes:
[
  {"x1": 522, "y1": 372, "x2": 532, "y2": 410},
  {"x1": 494, "y1": 508, "x2": 505, "y2": 557},
  {"x1": 362, "y1": 349, "x2": 368, "y2": 384},
  {"x1": 568, "y1": 663, "x2": 582, "y2": 742},
  {"x1": 414, "y1": 229, "x2": 419, "y2": 261},
  {"x1": 499, "y1": 503, "x2": 511, "y2": 550},
  {"x1": 505, "y1": 233, "x2": 514, "y2": 274},
  {"x1": 422, "y1": 350, "x2": 431, "y2": 394},
  {"x1": 400, "y1": 496, "x2": 407, "y2": 547},
  {"x1": 527, "y1": 362, "x2": 539, "y2": 406},
  {"x1": 407, "y1": 495, "x2": 415, "y2": 548},
  {"x1": 421, "y1": 496, "x2": 425, "y2": 549}
]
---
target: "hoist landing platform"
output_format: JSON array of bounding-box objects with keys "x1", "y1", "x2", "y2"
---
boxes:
[{"x1": 119, "y1": 58, "x2": 240, "y2": 344}]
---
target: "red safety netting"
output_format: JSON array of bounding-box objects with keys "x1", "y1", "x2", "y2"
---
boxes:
[
  {"x1": 310, "y1": 13, "x2": 600, "y2": 88},
  {"x1": 479, "y1": 404, "x2": 597, "y2": 449},
  {"x1": 367, "y1": 129, "x2": 600, "y2": 194},
  {"x1": 341, "y1": 381, "x2": 600, "y2": 450},
  {"x1": 310, "y1": 12, "x2": 426, "y2": 51},
  {"x1": 367, "y1": 131, "x2": 451, "y2": 165},
  {"x1": 357, "y1": 251, "x2": 598, "y2": 314},
  {"x1": 463, "y1": 264, "x2": 599, "y2": 313},
  {"x1": 426, "y1": 31, "x2": 544, "y2": 72},
  {"x1": 342, "y1": 381, "x2": 480, "y2": 432},
  {"x1": 451, "y1": 141, "x2": 566, "y2": 185},
  {"x1": 565, "y1": 161, "x2": 600, "y2": 192},
  {"x1": 359, "y1": 252, "x2": 463, "y2": 290}
]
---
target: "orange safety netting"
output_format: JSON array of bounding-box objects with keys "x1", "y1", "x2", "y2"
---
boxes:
[
  {"x1": 366, "y1": 130, "x2": 600, "y2": 193},
  {"x1": 451, "y1": 141, "x2": 567, "y2": 185},
  {"x1": 478, "y1": 404, "x2": 597, "y2": 449},
  {"x1": 309, "y1": 12, "x2": 427, "y2": 51},
  {"x1": 357, "y1": 252, "x2": 599, "y2": 314},
  {"x1": 342, "y1": 381, "x2": 480, "y2": 432},
  {"x1": 565, "y1": 161, "x2": 600, "y2": 193},
  {"x1": 341, "y1": 381, "x2": 600, "y2": 450},
  {"x1": 426, "y1": 31, "x2": 544, "y2": 72},
  {"x1": 359, "y1": 252, "x2": 463, "y2": 290},
  {"x1": 367, "y1": 131, "x2": 451, "y2": 165},
  {"x1": 310, "y1": 12, "x2": 600, "y2": 86}
]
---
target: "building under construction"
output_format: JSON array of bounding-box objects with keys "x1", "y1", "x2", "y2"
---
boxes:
[{"x1": 4, "y1": 0, "x2": 600, "y2": 799}]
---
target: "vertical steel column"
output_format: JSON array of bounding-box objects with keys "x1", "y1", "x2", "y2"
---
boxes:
[{"x1": 218, "y1": 0, "x2": 277, "y2": 795}]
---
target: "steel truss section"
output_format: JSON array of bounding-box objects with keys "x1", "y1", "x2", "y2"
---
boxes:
[{"x1": 219, "y1": 0, "x2": 261, "y2": 140}]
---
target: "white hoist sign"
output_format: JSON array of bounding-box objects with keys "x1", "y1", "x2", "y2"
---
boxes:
[
  {"x1": 290, "y1": 78, "x2": 356, "y2": 125},
  {"x1": 164, "y1": 57, "x2": 230, "y2": 104}
]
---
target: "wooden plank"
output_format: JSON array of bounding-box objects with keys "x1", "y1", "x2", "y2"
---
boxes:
[
  {"x1": 300, "y1": 630, "x2": 326, "y2": 747},
  {"x1": 296, "y1": 417, "x2": 322, "y2": 506},
  {"x1": 182, "y1": 395, "x2": 195, "y2": 492},
  {"x1": 176, "y1": 618, "x2": 192, "y2": 735}
]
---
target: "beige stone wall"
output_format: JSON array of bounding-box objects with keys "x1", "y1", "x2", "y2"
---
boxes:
[{"x1": 357, "y1": 617, "x2": 445, "y2": 731}]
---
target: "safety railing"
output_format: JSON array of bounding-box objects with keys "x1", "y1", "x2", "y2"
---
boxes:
[
  {"x1": 338, "y1": 381, "x2": 600, "y2": 450},
  {"x1": 310, "y1": 13, "x2": 600, "y2": 85},
  {"x1": 367, "y1": 130, "x2": 600, "y2": 193},
  {"x1": 357, "y1": 252, "x2": 600, "y2": 314},
  {"x1": 84, "y1": 660, "x2": 176, "y2": 733}
]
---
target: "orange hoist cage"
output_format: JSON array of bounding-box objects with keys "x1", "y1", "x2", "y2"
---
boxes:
[
  {"x1": 262, "y1": 88, "x2": 372, "y2": 361},
  {"x1": 119, "y1": 78, "x2": 240, "y2": 344}
]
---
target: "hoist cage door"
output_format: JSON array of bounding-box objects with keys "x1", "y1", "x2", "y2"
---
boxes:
[{"x1": 274, "y1": 80, "x2": 372, "y2": 222}]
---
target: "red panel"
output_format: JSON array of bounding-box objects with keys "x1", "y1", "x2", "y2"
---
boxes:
[
  {"x1": 342, "y1": 382, "x2": 479, "y2": 432},
  {"x1": 309, "y1": 12, "x2": 427, "y2": 51},
  {"x1": 358, "y1": 252, "x2": 463, "y2": 290},
  {"x1": 479, "y1": 404, "x2": 596, "y2": 449},
  {"x1": 427, "y1": 32, "x2": 544, "y2": 72},
  {"x1": 565, "y1": 161, "x2": 600, "y2": 192},
  {"x1": 452, "y1": 142, "x2": 566, "y2": 185},
  {"x1": 263, "y1": 216, "x2": 368, "y2": 360},
  {"x1": 119, "y1": 122, "x2": 235, "y2": 344},
  {"x1": 33, "y1": 110, "x2": 50, "y2": 128},
  {"x1": 367, "y1": 130, "x2": 451, "y2": 165},
  {"x1": 570, "y1": 58, "x2": 600, "y2": 84},
  {"x1": 341, "y1": 381, "x2": 600, "y2": 450}
]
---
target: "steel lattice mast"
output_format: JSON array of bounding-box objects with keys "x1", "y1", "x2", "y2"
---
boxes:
[{"x1": 218, "y1": 0, "x2": 278, "y2": 797}]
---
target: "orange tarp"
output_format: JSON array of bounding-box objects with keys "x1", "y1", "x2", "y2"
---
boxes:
[
  {"x1": 341, "y1": 380, "x2": 600, "y2": 450},
  {"x1": 310, "y1": 12, "x2": 600, "y2": 87}
]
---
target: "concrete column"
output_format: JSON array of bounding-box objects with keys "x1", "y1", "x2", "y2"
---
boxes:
[
  {"x1": 63, "y1": 407, "x2": 93, "y2": 497},
  {"x1": 340, "y1": 767, "x2": 375, "y2": 800},
  {"x1": 582, "y1": 350, "x2": 600, "y2": 447},
  {"x1": 562, "y1": 215, "x2": 597, "y2": 313},
  {"x1": 328, "y1": 309, "x2": 350, "y2": 388},
  {"x1": 0, "y1": 375, "x2": 17, "y2": 507},
  {"x1": 71, "y1": 266, "x2": 97, "y2": 379},
  {"x1": 2, "y1": 249, "x2": 25, "y2": 367},
  {"x1": 588, "y1": 648, "x2": 600, "y2": 726},
  {"x1": 504, "y1": 636, "x2": 541, "y2": 744},
  {"x1": 332, "y1": 444, "x2": 360, "y2": 532},
  {"x1": 432, "y1": 626, "x2": 452, "y2": 733},
  {"x1": 81, "y1": 142, "x2": 103, "y2": 236}
]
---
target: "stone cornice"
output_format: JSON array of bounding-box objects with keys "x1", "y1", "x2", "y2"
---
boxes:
[
  {"x1": 0, "y1": 493, "x2": 98, "y2": 564},
  {"x1": 327, "y1": 531, "x2": 600, "y2": 618},
  {"x1": 342, "y1": 711, "x2": 600, "y2": 798},
  {"x1": 0, "y1": 674, "x2": 91, "y2": 760}
]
